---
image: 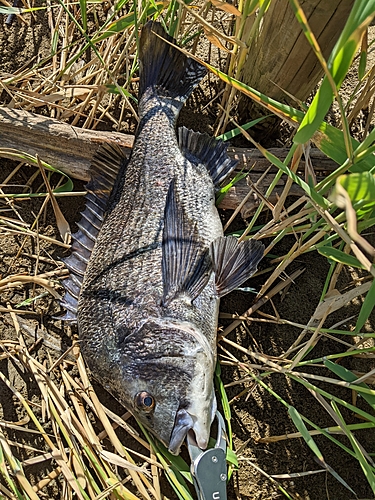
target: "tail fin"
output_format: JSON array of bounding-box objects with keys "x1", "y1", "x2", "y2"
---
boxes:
[{"x1": 139, "y1": 21, "x2": 206, "y2": 106}]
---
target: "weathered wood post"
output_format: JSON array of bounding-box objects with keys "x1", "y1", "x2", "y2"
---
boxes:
[{"x1": 238, "y1": 0, "x2": 355, "y2": 136}]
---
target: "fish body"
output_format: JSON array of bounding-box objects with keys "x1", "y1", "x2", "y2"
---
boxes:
[{"x1": 61, "y1": 22, "x2": 264, "y2": 455}]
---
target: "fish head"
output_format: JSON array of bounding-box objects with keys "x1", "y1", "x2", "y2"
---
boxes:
[
  {"x1": 119, "y1": 320, "x2": 216, "y2": 455},
  {"x1": 169, "y1": 345, "x2": 217, "y2": 455}
]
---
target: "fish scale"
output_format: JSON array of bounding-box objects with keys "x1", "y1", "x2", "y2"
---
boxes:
[{"x1": 60, "y1": 21, "x2": 264, "y2": 456}]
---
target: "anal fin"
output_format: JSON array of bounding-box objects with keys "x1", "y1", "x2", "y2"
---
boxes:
[
  {"x1": 162, "y1": 180, "x2": 212, "y2": 306},
  {"x1": 59, "y1": 143, "x2": 128, "y2": 323},
  {"x1": 210, "y1": 236, "x2": 264, "y2": 297},
  {"x1": 178, "y1": 126, "x2": 237, "y2": 187}
]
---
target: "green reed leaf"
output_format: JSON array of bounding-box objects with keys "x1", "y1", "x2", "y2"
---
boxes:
[
  {"x1": 288, "y1": 407, "x2": 324, "y2": 461},
  {"x1": 317, "y1": 247, "x2": 365, "y2": 269},
  {"x1": 355, "y1": 278, "x2": 375, "y2": 334},
  {"x1": 324, "y1": 359, "x2": 375, "y2": 410}
]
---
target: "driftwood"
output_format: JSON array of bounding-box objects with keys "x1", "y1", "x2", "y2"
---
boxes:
[
  {"x1": 0, "y1": 108, "x2": 134, "y2": 180},
  {"x1": 0, "y1": 107, "x2": 338, "y2": 218}
]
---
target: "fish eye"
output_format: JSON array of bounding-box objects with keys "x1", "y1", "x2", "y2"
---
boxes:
[{"x1": 135, "y1": 391, "x2": 155, "y2": 412}]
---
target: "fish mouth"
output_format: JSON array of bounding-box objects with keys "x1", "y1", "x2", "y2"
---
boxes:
[
  {"x1": 168, "y1": 409, "x2": 194, "y2": 455},
  {"x1": 168, "y1": 406, "x2": 213, "y2": 455}
]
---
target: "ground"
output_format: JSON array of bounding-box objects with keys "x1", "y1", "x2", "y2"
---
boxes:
[{"x1": 1, "y1": 6, "x2": 375, "y2": 500}]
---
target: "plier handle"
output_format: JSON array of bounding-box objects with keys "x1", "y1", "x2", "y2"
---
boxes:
[{"x1": 187, "y1": 411, "x2": 228, "y2": 500}]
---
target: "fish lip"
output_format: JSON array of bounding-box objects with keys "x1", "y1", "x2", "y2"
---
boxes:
[{"x1": 168, "y1": 408, "x2": 194, "y2": 455}]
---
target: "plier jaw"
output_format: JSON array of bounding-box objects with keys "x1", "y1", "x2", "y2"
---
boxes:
[{"x1": 187, "y1": 411, "x2": 228, "y2": 500}]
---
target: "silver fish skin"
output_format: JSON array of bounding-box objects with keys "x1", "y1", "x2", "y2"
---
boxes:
[{"x1": 64, "y1": 21, "x2": 264, "y2": 455}]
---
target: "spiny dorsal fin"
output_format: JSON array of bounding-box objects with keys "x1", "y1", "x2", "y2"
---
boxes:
[
  {"x1": 162, "y1": 179, "x2": 212, "y2": 307},
  {"x1": 59, "y1": 143, "x2": 128, "y2": 322},
  {"x1": 178, "y1": 127, "x2": 237, "y2": 187},
  {"x1": 210, "y1": 236, "x2": 264, "y2": 297}
]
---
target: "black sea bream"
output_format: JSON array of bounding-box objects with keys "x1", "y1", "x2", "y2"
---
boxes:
[{"x1": 61, "y1": 21, "x2": 264, "y2": 455}]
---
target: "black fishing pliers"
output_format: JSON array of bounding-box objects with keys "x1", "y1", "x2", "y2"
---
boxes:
[{"x1": 187, "y1": 411, "x2": 228, "y2": 500}]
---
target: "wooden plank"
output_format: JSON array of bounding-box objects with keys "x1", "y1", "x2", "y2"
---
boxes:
[
  {"x1": 240, "y1": 0, "x2": 354, "y2": 120},
  {"x1": 0, "y1": 107, "x2": 337, "y2": 217},
  {"x1": 0, "y1": 108, "x2": 134, "y2": 180}
]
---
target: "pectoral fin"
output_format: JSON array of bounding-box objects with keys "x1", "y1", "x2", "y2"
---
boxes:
[
  {"x1": 162, "y1": 180, "x2": 212, "y2": 306},
  {"x1": 210, "y1": 236, "x2": 264, "y2": 297}
]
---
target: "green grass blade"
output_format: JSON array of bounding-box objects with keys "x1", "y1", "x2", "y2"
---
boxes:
[
  {"x1": 287, "y1": 374, "x2": 375, "y2": 425},
  {"x1": 358, "y1": 47, "x2": 367, "y2": 81},
  {"x1": 216, "y1": 116, "x2": 270, "y2": 141},
  {"x1": 243, "y1": 364, "x2": 374, "y2": 493},
  {"x1": 299, "y1": 347, "x2": 375, "y2": 366},
  {"x1": 0, "y1": 442, "x2": 23, "y2": 500},
  {"x1": 324, "y1": 359, "x2": 375, "y2": 409},
  {"x1": 251, "y1": 144, "x2": 329, "y2": 209},
  {"x1": 352, "y1": 124, "x2": 375, "y2": 160},
  {"x1": 288, "y1": 407, "x2": 324, "y2": 461},
  {"x1": 204, "y1": 62, "x2": 304, "y2": 125},
  {"x1": 204, "y1": 60, "x2": 375, "y2": 194},
  {"x1": 79, "y1": 0, "x2": 87, "y2": 31},
  {"x1": 334, "y1": 172, "x2": 375, "y2": 214},
  {"x1": 136, "y1": 422, "x2": 194, "y2": 500},
  {"x1": 113, "y1": 0, "x2": 130, "y2": 13},
  {"x1": 0, "y1": 149, "x2": 74, "y2": 192},
  {"x1": 313, "y1": 122, "x2": 375, "y2": 195},
  {"x1": 216, "y1": 171, "x2": 248, "y2": 205},
  {"x1": 92, "y1": 3, "x2": 165, "y2": 43},
  {"x1": 214, "y1": 362, "x2": 238, "y2": 474},
  {"x1": 319, "y1": 245, "x2": 342, "y2": 301},
  {"x1": 320, "y1": 458, "x2": 358, "y2": 496},
  {"x1": 215, "y1": 364, "x2": 238, "y2": 476},
  {"x1": 317, "y1": 247, "x2": 365, "y2": 269},
  {"x1": 354, "y1": 277, "x2": 375, "y2": 334},
  {"x1": 331, "y1": 401, "x2": 375, "y2": 494},
  {"x1": 0, "y1": 5, "x2": 45, "y2": 13}
]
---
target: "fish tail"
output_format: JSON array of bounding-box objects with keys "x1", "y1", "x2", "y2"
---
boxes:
[{"x1": 138, "y1": 22, "x2": 206, "y2": 113}]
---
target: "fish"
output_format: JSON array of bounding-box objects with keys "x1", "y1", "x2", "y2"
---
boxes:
[{"x1": 60, "y1": 21, "x2": 264, "y2": 455}]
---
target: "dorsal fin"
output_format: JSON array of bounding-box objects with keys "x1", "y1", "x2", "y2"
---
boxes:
[
  {"x1": 59, "y1": 143, "x2": 128, "y2": 322},
  {"x1": 178, "y1": 126, "x2": 237, "y2": 187}
]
